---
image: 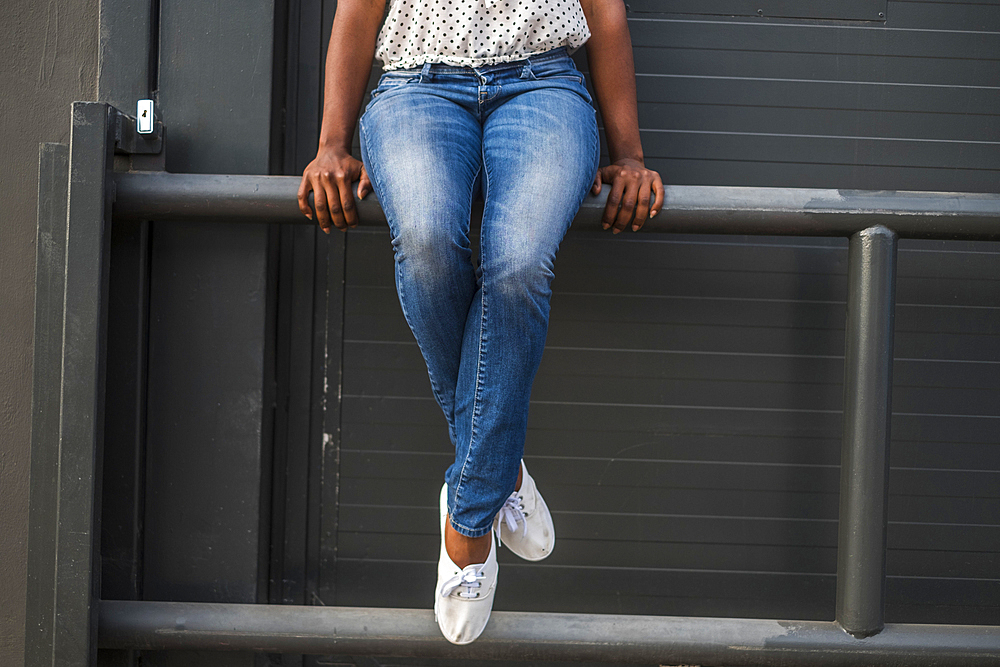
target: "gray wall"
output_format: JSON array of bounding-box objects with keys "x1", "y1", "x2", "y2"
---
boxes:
[
  {"x1": 333, "y1": 0, "x2": 1000, "y2": 627},
  {"x1": 0, "y1": 1, "x2": 100, "y2": 664}
]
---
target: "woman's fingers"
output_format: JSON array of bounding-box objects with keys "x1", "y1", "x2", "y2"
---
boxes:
[
  {"x1": 650, "y1": 173, "x2": 665, "y2": 219},
  {"x1": 612, "y1": 172, "x2": 642, "y2": 233},
  {"x1": 297, "y1": 176, "x2": 315, "y2": 220},
  {"x1": 324, "y1": 174, "x2": 348, "y2": 230},
  {"x1": 323, "y1": 165, "x2": 361, "y2": 231},
  {"x1": 629, "y1": 176, "x2": 654, "y2": 232},
  {"x1": 337, "y1": 176, "x2": 359, "y2": 228},
  {"x1": 602, "y1": 168, "x2": 626, "y2": 231},
  {"x1": 591, "y1": 169, "x2": 602, "y2": 195},
  {"x1": 311, "y1": 175, "x2": 333, "y2": 233},
  {"x1": 358, "y1": 165, "x2": 373, "y2": 200}
]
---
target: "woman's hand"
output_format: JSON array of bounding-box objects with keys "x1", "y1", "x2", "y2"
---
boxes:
[
  {"x1": 298, "y1": 149, "x2": 373, "y2": 233},
  {"x1": 591, "y1": 158, "x2": 664, "y2": 233},
  {"x1": 299, "y1": 0, "x2": 385, "y2": 232},
  {"x1": 579, "y1": 0, "x2": 663, "y2": 233}
]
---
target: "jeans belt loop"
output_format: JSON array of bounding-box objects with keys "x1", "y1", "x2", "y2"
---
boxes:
[
  {"x1": 519, "y1": 59, "x2": 534, "y2": 80},
  {"x1": 419, "y1": 61, "x2": 433, "y2": 83}
]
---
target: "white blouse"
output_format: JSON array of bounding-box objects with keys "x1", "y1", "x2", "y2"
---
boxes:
[{"x1": 375, "y1": 0, "x2": 591, "y2": 71}]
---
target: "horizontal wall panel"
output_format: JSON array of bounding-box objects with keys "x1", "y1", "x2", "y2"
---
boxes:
[
  {"x1": 339, "y1": 452, "x2": 999, "y2": 506},
  {"x1": 625, "y1": 0, "x2": 887, "y2": 21},
  {"x1": 888, "y1": 1, "x2": 1000, "y2": 31},
  {"x1": 888, "y1": 550, "x2": 1000, "y2": 580},
  {"x1": 631, "y1": 46, "x2": 1000, "y2": 90},
  {"x1": 337, "y1": 507, "x2": 999, "y2": 562},
  {"x1": 637, "y1": 104, "x2": 999, "y2": 144},
  {"x1": 337, "y1": 475, "x2": 840, "y2": 518},
  {"x1": 636, "y1": 73, "x2": 1000, "y2": 122},
  {"x1": 341, "y1": 451, "x2": 843, "y2": 495},
  {"x1": 642, "y1": 157, "x2": 1000, "y2": 193},
  {"x1": 544, "y1": 322, "x2": 999, "y2": 361},
  {"x1": 344, "y1": 361, "x2": 999, "y2": 418},
  {"x1": 334, "y1": 529, "x2": 998, "y2": 580},
  {"x1": 343, "y1": 341, "x2": 1000, "y2": 396},
  {"x1": 343, "y1": 395, "x2": 844, "y2": 439},
  {"x1": 338, "y1": 420, "x2": 1000, "y2": 475},
  {"x1": 337, "y1": 516, "x2": 840, "y2": 554},
  {"x1": 339, "y1": 533, "x2": 841, "y2": 577},
  {"x1": 631, "y1": 74, "x2": 1000, "y2": 117},
  {"x1": 341, "y1": 412, "x2": 1000, "y2": 472},
  {"x1": 627, "y1": 20, "x2": 1000, "y2": 65},
  {"x1": 342, "y1": 395, "x2": 999, "y2": 448},
  {"x1": 338, "y1": 474, "x2": 1000, "y2": 529},
  {"x1": 635, "y1": 131, "x2": 999, "y2": 173}
]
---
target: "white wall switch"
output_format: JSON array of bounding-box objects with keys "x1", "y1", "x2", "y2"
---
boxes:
[{"x1": 137, "y1": 99, "x2": 154, "y2": 134}]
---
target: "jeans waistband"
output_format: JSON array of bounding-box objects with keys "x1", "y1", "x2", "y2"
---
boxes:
[{"x1": 415, "y1": 47, "x2": 571, "y2": 76}]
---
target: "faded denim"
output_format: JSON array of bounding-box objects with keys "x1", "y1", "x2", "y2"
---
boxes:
[{"x1": 360, "y1": 48, "x2": 599, "y2": 537}]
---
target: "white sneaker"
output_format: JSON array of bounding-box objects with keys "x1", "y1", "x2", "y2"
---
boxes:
[
  {"x1": 493, "y1": 460, "x2": 555, "y2": 561},
  {"x1": 434, "y1": 483, "x2": 498, "y2": 645}
]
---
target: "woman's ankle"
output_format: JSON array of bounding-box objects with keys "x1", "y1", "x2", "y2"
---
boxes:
[{"x1": 444, "y1": 519, "x2": 492, "y2": 568}]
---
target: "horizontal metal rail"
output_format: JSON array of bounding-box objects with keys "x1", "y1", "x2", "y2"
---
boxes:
[
  {"x1": 112, "y1": 171, "x2": 1000, "y2": 240},
  {"x1": 99, "y1": 600, "x2": 1000, "y2": 666}
]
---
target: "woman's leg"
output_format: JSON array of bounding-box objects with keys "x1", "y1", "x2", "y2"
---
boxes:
[
  {"x1": 361, "y1": 76, "x2": 501, "y2": 569},
  {"x1": 359, "y1": 82, "x2": 482, "y2": 447},
  {"x1": 446, "y1": 78, "x2": 600, "y2": 539},
  {"x1": 362, "y1": 61, "x2": 597, "y2": 551}
]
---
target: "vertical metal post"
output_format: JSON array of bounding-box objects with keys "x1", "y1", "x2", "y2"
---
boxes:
[
  {"x1": 836, "y1": 225, "x2": 897, "y2": 638},
  {"x1": 25, "y1": 143, "x2": 70, "y2": 667},
  {"x1": 48, "y1": 101, "x2": 114, "y2": 666}
]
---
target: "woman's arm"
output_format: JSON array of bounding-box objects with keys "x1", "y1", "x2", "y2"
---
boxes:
[
  {"x1": 297, "y1": 0, "x2": 386, "y2": 232},
  {"x1": 579, "y1": 0, "x2": 664, "y2": 233}
]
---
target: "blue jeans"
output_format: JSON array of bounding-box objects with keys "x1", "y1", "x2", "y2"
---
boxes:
[{"x1": 360, "y1": 48, "x2": 599, "y2": 538}]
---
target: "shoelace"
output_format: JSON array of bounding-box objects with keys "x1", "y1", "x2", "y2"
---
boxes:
[
  {"x1": 494, "y1": 490, "x2": 527, "y2": 545},
  {"x1": 438, "y1": 567, "x2": 485, "y2": 599}
]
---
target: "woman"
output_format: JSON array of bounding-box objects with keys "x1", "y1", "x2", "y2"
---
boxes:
[{"x1": 298, "y1": 0, "x2": 663, "y2": 644}]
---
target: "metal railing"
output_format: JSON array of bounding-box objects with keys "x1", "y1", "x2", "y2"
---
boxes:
[
  {"x1": 97, "y1": 600, "x2": 1000, "y2": 666},
  {"x1": 27, "y1": 102, "x2": 1000, "y2": 666},
  {"x1": 112, "y1": 168, "x2": 1000, "y2": 239}
]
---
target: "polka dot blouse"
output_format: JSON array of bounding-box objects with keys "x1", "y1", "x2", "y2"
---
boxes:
[{"x1": 375, "y1": 0, "x2": 591, "y2": 71}]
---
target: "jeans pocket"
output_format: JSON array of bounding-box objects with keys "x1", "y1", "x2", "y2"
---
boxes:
[
  {"x1": 371, "y1": 71, "x2": 421, "y2": 99},
  {"x1": 528, "y1": 58, "x2": 584, "y2": 84},
  {"x1": 526, "y1": 59, "x2": 592, "y2": 105}
]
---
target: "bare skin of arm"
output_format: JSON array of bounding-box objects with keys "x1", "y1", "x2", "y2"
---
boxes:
[
  {"x1": 580, "y1": 0, "x2": 664, "y2": 233},
  {"x1": 297, "y1": 0, "x2": 386, "y2": 233}
]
